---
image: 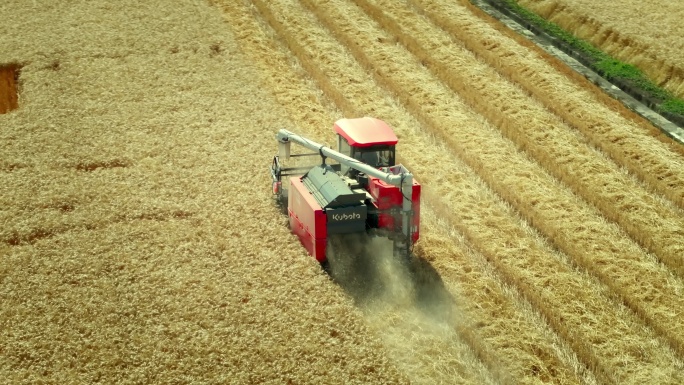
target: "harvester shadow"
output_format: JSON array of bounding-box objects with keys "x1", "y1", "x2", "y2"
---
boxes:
[{"x1": 323, "y1": 234, "x2": 455, "y2": 323}]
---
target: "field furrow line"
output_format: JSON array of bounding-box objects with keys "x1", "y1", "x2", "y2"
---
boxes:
[
  {"x1": 215, "y1": 0, "x2": 589, "y2": 383},
  {"x1": 356, "y1": 0, "x2": 684, "y2": 279},
  {"x1": 415, "y1": 0, "x2": 684, "y2": 210},
  {"x1": 323, "y1": 0, "x2": 684, "y2": 358},
  {"x1": 299, "y1": 0, "x2": 684, "y2": 382}
]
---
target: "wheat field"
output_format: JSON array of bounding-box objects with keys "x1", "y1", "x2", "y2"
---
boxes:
[
  {"x1": 517, "y1": 0, "x2": 684, "y2": 98},
  {"x1": 2, "y1": 0, "x2": 684, "y2": 384}
]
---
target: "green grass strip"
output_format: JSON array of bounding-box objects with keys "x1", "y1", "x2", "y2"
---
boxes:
[{"x1": 501, "y1": 0, "x2": 684, "y2": 118}]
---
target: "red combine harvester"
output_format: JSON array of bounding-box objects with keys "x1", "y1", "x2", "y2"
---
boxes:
[{"x1": 270, "y1": 117, "x2": 420, "y2": 262}]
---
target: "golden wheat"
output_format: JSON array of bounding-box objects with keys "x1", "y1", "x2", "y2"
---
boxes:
[{"x1": 3, "y1": 0, "x2": 684, "y2": 383}]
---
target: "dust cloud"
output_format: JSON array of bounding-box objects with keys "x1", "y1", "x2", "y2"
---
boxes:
[{"x1": 326, "y1": 235, "x2": 495, "y2": 385}]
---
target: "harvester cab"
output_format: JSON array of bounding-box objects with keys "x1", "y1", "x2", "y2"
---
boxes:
[
  {"x1": 270, "y1": 117, "x2": 420, "y2": 263},
  {"x1": 334, "y1": 118, "x2": 397, "y2": 175}
]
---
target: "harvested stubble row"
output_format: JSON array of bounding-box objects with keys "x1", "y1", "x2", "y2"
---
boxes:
[
  {"x1": 222, "y1": 3, "x2": 684, "y2": 380},
  {"x1": 360, "y1": 0, "x2": 684, "y2": 281},
  {"x1": 517, "y1": 0, "x2": 684, "y2": 98},
  {"x1": 216, "y1": 2, "x2": 563, "y2": 383},
  {"x1": 213, "y1": 1, "x2": 589, "y2": 383},
  {"x1": 415, "y1": 0, "x2": 684, "y2": 211},
  {"x1": 288, "y1": 0, "x2": 684, "y2": 383}
]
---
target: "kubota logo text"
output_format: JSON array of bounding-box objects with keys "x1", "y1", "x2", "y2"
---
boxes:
[{"x1": 331, "y1": 212, "x2": 361, "y2": 221}]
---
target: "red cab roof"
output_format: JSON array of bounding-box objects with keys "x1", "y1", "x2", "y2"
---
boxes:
[{"x1": 334, "y1": 117, "x2": 398, "y2": 147}]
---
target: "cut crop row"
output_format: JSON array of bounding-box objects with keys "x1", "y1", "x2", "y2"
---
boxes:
[
  {"x1": 416, "y1": 0, "x2": 684, "y2": 210},
  {"x1": 245, "y1": 0, "x2": 578, "y2": 380}
]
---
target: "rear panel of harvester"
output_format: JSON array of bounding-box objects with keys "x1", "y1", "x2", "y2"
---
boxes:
[{"x1": 288, "y1": 177, "x2": 327, "y2": 262}]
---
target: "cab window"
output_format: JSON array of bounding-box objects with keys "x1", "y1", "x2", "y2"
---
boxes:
[
  {"x1": 352, "y1": 146, "x2": 395, "y2": 168},
  {"x1": 338, "y1": 135, "x2": 351, "y2": 156}
]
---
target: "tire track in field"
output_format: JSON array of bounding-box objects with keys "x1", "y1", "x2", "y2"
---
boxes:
[
  {"x1": 419, "y1": 0, "x2": 684, "y2": 211},
  {"x1": 298, "y1": 0, "x2": 684, "y2": 383},
  {"x1": 211, "y1": 1, "x2": 589, "y2": 383},
  {"x1": 357, "y1": 0, "x2": 684, "y2": 280}
]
